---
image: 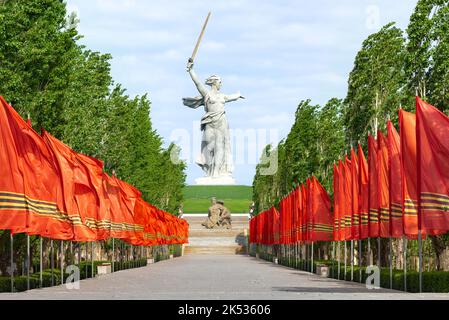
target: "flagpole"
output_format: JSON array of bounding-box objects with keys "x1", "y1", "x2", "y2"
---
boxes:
[
  {"x1": 403, "y1": 236, "x2": 407, "y2": 292},
  {"x1": 70, "y1": 241, "x2": 73, "y2": 265},
  {"x1": 418, "y1": 230, "x2": 423, "y2": 292},
  {"x1": 78, "y1": 242, "x2": 81, "y2": 272},
  {"x1": 350, "y1": 240, "x2": 354, "y2": 281},
  {"x1": 10, "y1": 232, "x2": 14, "y2": 293},
  {"x1": 91, "y1": 241, "x2": 94, "y2": 278},
  {"x1": 311, "y1": 242, "x2": 314, "y2": 273},
  {"x1": 85, "y1": 242, "x2": 88, "y2": 278},
  {"x1": 377, "y1": 237, "x2": 381, "y2": 267},
  {"x1": 60, "y1": 240, "x2": 64, "y2": 284},
  {"x1": 389, "y1": 237, "x2": 393, "y2": 289},
  {"x1": 50, "y1": 239, "x2": 54, "y2": 286},
  {"x1": 344, "y1": 241, "x2": 347, "y2": 280},
  {"x1": 332, "y1": 241, "x2": 336, "y2": 279},
  {"x1": 295, "y1": 242, "x2": 298, "y2": 269},
  {"x1": 337, "y1": 241, "x2": 341, "y2": 279},
  {"x1": 359, "y1": 239, "x2": 362, "y2": 283},
  {"x1": 40, "y1": 237, "x2": 43, "y2": 288},
  {"x1": 27, "y1": 234, "x2": 30, "y2": 291},
  {"x1": 112, "y1": 238, "x2": 115, "y2": 273},
  {"x1": 367, "y1": 237, "x2": 371, "y2": 265}
]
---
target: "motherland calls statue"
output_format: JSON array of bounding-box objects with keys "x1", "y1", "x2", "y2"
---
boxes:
[
  {"x1": 202, "y1": 198, "x2": 232, "y2": 229},
  {"x1": 183, "y1": 60, "x2": 244, "y2": 185},
  {"x1": 182, "y1": 12, "x2": 244, "y2": 185}
]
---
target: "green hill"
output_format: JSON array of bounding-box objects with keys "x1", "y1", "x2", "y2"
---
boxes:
[{"x1": 182, "y1": 185, "x2": 253, "y2": 213}]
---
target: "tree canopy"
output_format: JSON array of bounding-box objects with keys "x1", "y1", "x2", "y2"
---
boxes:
[{"x1": 0, "y1": 0, "x2": 186, "y2": 214}]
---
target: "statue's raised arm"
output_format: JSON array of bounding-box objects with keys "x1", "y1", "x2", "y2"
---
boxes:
[{"x1": 187, "y1": 60, "x2": 208, "y2": 97}]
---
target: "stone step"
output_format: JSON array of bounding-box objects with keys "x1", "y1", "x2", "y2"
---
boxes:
[
  {"x1": 189, "y1": 233, "x2": 245, "y2": 239},
  {"x1": 184, "y1": 246, "x2": 246, "y2": 255},
  {"x1": 187, "y1": 236, "x2": 246, "y2": 246}
]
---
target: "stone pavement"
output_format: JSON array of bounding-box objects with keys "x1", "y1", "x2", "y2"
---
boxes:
[{"x1": 1, "y1": 254, "x2": 449, "y2": 300}]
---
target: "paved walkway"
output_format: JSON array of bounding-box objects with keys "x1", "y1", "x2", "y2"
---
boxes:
[{"x1": 1, "y1": 255, "x2": 448, "y2": 300}]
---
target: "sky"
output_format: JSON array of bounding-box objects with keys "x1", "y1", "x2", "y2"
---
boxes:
[{"x1": 66, "y1": 0, "x2": 418, "y2": 186}]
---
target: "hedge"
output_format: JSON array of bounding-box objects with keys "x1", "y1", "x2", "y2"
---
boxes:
[
  {"x1": 0, "y1": 258, "x2": 148, "y2": 293},
  {"x1": 255, "y1": 251, "x2": 449, "y2": 293}
]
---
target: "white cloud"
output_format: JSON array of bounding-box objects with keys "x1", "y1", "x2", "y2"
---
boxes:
[{"x1": 67, "y1": 0, "x2": 418, "y2": 185}]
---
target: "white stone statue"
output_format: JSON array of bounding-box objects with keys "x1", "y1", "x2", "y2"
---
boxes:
[{"x1": 183, "y1": 60, "x2": 244, "y2": 184}]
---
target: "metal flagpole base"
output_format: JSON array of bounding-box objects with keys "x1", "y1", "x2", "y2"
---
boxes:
[
  {"x1": 403, "y1": 237, "x2": 408, "y2": 292},
  {"x1": 418, "y1": 231, "x2": 423, "y2": 293}
]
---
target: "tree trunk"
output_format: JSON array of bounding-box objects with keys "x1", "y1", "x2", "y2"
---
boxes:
[{"x1": 430, "y1": 236, "x2": 446, "y2": 271}]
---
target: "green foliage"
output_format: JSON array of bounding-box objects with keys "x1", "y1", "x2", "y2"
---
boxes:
[
  {"x1": 344, "y1": 22, "x2": 406, "y2": 146},
  {"x1": 0, "y1": 259, "x2": 148, "y2": 292},
  {"x1": 252, "y1": 1, "x2": 449, "y2": 263},
  {"x1": 184, "y1": 185, "x2": 252, "y2": 199},
  {"x1": 182, "y1": 185, "x2": 252, "y2": 213},
  {"x1": 255, "y1": 250, "x2": 449, "y2": 293},
  {"x1": 252, "y1": 98, "x2": 345, "y2": 213},
  {"x1": 0, "y1": 0, "x2": 186, "y2": 215},
  {"x1": 405, "y1": 0, "x2": 449, "y2": 110}
]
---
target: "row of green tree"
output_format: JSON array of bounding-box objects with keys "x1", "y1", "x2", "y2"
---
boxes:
[
  {"x1": 0, "y1": 0, "x2": 186, "y2": 214},
  {"x1": 252, "y1": 0, "x2": 449, "y2": 269}
]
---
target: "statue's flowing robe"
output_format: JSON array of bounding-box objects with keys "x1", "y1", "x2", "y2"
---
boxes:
[{"x1": 183, "y1": 95, "x2": 233, "y2": 177}]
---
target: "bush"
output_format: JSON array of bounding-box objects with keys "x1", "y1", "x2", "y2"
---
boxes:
[
  {"x1": 0, "y1": 258, "x2": 148, "y2": 293},
  {"x1": 257, "y1": 251, "x2": 449, "y2": 293}
]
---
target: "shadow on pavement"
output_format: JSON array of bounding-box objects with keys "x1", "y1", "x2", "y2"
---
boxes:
[{"x1": 272, "y1": 286, "x2": 394, "y2": 294}]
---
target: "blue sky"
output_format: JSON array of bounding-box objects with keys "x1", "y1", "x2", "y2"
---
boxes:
[{"x1": 66, "y1": 0, "x2": 417, "y2": 186}]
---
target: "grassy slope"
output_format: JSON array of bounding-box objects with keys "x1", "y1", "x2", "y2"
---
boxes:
[{"x1": 183, "y1": 185, "x2": 252, "y2": 213}]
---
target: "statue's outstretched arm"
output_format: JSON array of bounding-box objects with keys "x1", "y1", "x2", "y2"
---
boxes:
[
  {"x1": 187, "y1": 62, "x2": 207, "y2": 97},
  {"x1": 225, "y1": 92, "x2": 245, "y2": 103}
]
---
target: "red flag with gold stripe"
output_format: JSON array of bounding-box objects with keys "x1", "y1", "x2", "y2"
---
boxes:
[
  {"x1": 399, "y1": 110, "x2": 419, "y2": 238},
  {"x1": 387, "y1": 120, "x2": 403, "y2": 238},
  {"x1": 43, "y1": 130, "x2": 100, "y2": 241},
  {"x1": 358, "y1": 144, "x2": 369, "y2": 239},
  {"x1": 351, "y1": 149, "x2": 360, "y2": 240},
  {"x1": 378, "y1": 131, "x2": 390, "y2": 238},
  {"x1": 310, "y1": 176, "x2": 333, "y2": 241},
  {"x1": 342, "y1": 157, "x2": 353, "y2": 240},
  {"x1": 416, "y1": 97, "x2": 449, "y2": 234},
  {"x1": 0, "y1": 97, "x2": 72, "y2": 239},
  {"x1": 333, "y1": 163, "x2": 342, "y2": 241},
  {"x1": 368, "y1": 134, "x2": 379, "y2": 237}
]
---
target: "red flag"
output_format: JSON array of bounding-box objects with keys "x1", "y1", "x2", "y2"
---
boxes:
[
  {"x1": 342, "y1": 157, "x2": 353, "y2": 240},
  {"x1": 0, "y1": 97, "x2": 72, "y2": 239},
  {"x1": 351, "y1": 149, "x2": 360, "y2": 240},
  {"x1": 310, "y1": 176, "x2": 333, "y2": 241},
  {"x1": 333, "y1": 163, "x2": 341, "y2": 241},
  {"x1": 115, "y1": 177, "x2": 143, "y2": 242},
  {"x1": 378, "y1": 131, "x2": 390, "y2": 238},
  {"x1": 416, "y1": 97, "x2": 449, "y2": 234},
  {"x1": 368, "y1": 135, "x2": 379, "y2": 237},
  {"x1": 338, "y1": 160, "x2": 346, "y2": 241},
  {"x1": 272, "y1": 207, "x2": 280, "y2": 245},
  {"x1": 76, "y1": 152, "x2": 110, "y2": 240},
  {"x1": 399, "y1": 110, "x2": 419, "y2": 238},
  {"x1": 306, "y1": 178, "x2": 314, "y2": 242},
  {"x1": 358, "y1": 145, "x2": 369, "y2": 239},
  {"x1": 387, "y1": 120, "x2": 403, "y2": 238},
  {"x1": 43, "y1": 130, "x2": 99, "y2": 241},
  {"x1": 296, "y1": 187, "x2": 303, "y2": 242},
  {"x1": 142, "y1": 202, "x2": 159, "y2": 246},
  {"x1": 102, "y1": 173, "x2": 135, "y2": 240},
  {"x1": 279, "y1": 196, "x2": 286, "y2": 244},
  {"x1": 293, "y1": 187, "x2": 300, "y2": 243}
]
